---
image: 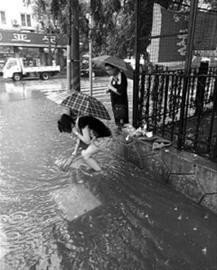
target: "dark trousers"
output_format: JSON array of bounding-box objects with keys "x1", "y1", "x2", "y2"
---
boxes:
[{"x1": 112, "y1": 104, "x2": 129, "y2": 126}]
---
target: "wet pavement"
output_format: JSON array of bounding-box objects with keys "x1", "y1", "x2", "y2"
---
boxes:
[{"x1": 0, "y1": 78, "x2": 216, "y2": 270}]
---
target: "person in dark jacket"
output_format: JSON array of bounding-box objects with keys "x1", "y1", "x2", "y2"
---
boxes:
[
  {"x1": 57, "y1": 114, "x2": 112, "y2": 172},
  {"x1": 105, "y1": 63, "x2": 129, "y2": 127}
]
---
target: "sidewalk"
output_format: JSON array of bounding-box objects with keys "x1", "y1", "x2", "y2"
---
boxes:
[
  {"x1": 114, "y1": 131, "x2": 217, "y2": 215},
  {"x1": 1, "y1": 79, "x2": 216, "y2": 270},
  {"x1": 50, "y1": 155, "x2": 217, "y2": 270}
]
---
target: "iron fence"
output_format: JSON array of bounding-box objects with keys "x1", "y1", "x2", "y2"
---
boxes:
[{"x1": 138, "y1": 66, "x2": 217, "y2": 161}]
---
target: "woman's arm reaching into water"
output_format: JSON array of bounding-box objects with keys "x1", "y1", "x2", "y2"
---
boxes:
[
  {"x1": 72, "y1": 137, "x2": 80, "y2": 155},
  {"x1": 72, "y1": 126, "x2": 91, "y2": 145}
]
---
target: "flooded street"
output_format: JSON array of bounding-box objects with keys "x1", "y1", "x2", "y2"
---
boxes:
[{"x1": 0, "y1": 78, "x2": 216, "y2": 270}]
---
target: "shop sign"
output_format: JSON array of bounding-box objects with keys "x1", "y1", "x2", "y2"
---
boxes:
[{"x1": 0, "y1": 30, "x2": 67, "y2": 47}]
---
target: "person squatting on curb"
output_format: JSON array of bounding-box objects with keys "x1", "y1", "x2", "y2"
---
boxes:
[
  {"x1": 105, "y1": 63, "x2": 129, "y2": 128},
  {"x1": 57, "y1": 114, "x2": 112, "y2": 172}
]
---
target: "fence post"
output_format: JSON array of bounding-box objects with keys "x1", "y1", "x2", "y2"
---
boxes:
[
  {"x1": 177, "y1": 0, "x2": 198, "y2": 149},
  {"x1": 208, "y1": 77, "x2": 217, "y2": 159},
  {"x1": 133, "y1": 0, "x2": 141, "y2": 128},
  {"x1": 138, "y1": 72, "x2": 145, "y2": 126},
  {"x1": 213, "y1": 139, "x2": 217, "y2": 160},
  {"x1": 193, "y1": 62, "x2": 209, "y2": 150},
  {"x1": 195, "y1": 62, "x2": 208, "y2": 115}
]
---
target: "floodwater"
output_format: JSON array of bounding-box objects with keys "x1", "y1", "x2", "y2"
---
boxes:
[{"x1": 0, "y1": 78, "x2": 216, "y2": 270}]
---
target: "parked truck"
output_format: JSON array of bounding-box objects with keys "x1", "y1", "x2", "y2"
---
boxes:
[{"x1": 3, "y1": 58, "x2": 61, "y2": 81}]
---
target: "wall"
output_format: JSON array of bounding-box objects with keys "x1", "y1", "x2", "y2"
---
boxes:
[{"x1": 0, "y1": 0, "x2": 39, "y2": 31}]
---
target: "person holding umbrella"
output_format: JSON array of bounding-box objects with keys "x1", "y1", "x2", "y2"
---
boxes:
[
  {"x1": 92, "y1": 55, "x2": 133, "y2": 128},
  {"x1": 105, "y1": 63, "x2": 129, "y2": 128},
  {"x1": 57, "y1": 113, "x2": 112, "y2": 173}
]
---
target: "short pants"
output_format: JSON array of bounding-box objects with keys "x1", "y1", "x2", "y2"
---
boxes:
[{"x1": 92, "y1": 136, "x2": 113, "y2": 149}]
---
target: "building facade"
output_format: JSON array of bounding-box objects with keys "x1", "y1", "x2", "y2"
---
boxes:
[
  {"x1": 0, "y1": 0, "x2": 39, "y2": 31},
  {"x1": 0, "y1": 0, "x2": 66, "y2": 72}
]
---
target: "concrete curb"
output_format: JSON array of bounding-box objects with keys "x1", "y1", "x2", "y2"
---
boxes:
[{"x1": 115, "y1": 133, "x2": 217, "y2": 214}]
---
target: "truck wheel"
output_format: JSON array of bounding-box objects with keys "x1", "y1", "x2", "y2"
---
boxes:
[
  {"x1": 13, "y1": 73, "x2": 22, "y2": 81},
  {"x1": 41, "y1": 72, "x2": 49, "y2": 80}
]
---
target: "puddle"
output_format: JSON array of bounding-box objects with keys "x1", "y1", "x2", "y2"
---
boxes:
[
  {"x1": 52, "y1": 184, "x2": 101, "y2": 221},
  {"x1": 0, "y1": 78, "x2": 216, "y2": 269}
]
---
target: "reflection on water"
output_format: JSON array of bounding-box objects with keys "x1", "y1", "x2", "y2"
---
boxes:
[
  {"x1": 0, "y1": 79, "x2": 216, "y2": 269},
  {"x1": 0, "y1": 88, "x2": 72, "y2": 269},
  {"x1": 52, "y1": 184, "x2": 101, "y2": 221},
  {"x1": 0, "y1": 80, "x2": 118, "y2": 269},
  {"x1": 0, "y1": 79, "x2": 67, "y2": 103}
]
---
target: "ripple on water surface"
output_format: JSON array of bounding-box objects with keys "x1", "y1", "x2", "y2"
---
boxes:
[{"x1": 0, "y1": 91, "x2": 217, "y2": 269}]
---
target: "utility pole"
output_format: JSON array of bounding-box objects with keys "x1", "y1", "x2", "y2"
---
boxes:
[
  {"x1": 71, "y1": 0, "x2": 80, "y2": 92},
  {"x1": 177, "y1": 0, "x2": 198, "y2": 149},
  {"x1": 67, "y1": 0, "x2": 72, "y2": 91},
  {"x1": 132, "y1": 0, "x2": 141, "y2": 127},
  {"x1": 48, "y1": 15, "x2": 52, "y2": 66},
  {"x1": 183, "y1": 0, "x2": 199, "y2": 76},
  {"x1": 87, "y1": 13, "x2": 93, "y2": 96}
]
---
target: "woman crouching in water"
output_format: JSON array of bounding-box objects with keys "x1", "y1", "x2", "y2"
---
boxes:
[{"x1": 57, "y1": 114, "x2": 112, "y2": 172}]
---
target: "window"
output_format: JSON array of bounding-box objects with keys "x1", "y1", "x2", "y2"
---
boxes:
[
  {"x1": 0, "y1": 11, "x2": 6, "y2": 24},
  {"x1": 20, "y1": 13, "x2": 31, "y2": 27},
  {"x1": 5, "y1": 59, "x2": 18, "y2": 70},
  {"x1": 27, "y1": 15, "x2": 31, "y2": 26},
  {"x1": 21, "y1": 14, "x2": 25, "y2": 26}
]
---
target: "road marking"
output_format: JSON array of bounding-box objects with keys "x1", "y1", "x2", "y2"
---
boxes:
[{"x1": 41, "y1": 80, "x2": 133, "y2": 107}]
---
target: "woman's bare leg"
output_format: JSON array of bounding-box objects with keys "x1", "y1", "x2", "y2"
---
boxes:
[{"x1": 81, "y1": 144, "x2": 101, "y2": 171}]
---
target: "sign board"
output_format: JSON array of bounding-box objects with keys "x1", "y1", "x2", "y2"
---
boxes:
[
  {"x1": 150, "y1": 4, "x2": 217, "y2": 65},
  {"x1": 150, "y1": 4, "x2": 187, "y2": 64},
  {"x1": 0, "y1": 30, "x2": 67, "y2": 48},
  {"x1": 194, "y1": 11, "x2": 217, "y2": 50}
]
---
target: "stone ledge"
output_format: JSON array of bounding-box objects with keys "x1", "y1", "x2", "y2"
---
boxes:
[
  {"x1": 115, "y1": 133, "x2": 217, "y2": 214},
  {"x1": 200, "y1": 193, "x2": 217, "y2": 213}
]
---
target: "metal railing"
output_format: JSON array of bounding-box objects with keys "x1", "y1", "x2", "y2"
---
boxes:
[{"x1": 137, "y1": 67, "x2": 217, "y2": 161}]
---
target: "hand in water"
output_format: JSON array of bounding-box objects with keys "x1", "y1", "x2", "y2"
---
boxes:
[{"x1": 55, "y1": 155, "x2": 75, "y2": 172}]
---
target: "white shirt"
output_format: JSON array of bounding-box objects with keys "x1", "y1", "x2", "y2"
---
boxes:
[{"x1": 107, "y1": 72, "x2": 122, "y2": 95}]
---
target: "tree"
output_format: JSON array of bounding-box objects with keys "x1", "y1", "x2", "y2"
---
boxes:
[
  {"x1": 29, "y1": 0, "x2": 216, "y2": 60},
  {"x1": 90, "y1": 0, "x2": 172, "y2": 59},
  {"x1": 203, "y1": 0, "x2": 217, "y2": 9},
  {"x1": 23, "y1": 0, "x2": 63, "y2": 65}
]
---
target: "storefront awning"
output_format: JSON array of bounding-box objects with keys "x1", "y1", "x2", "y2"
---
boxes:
[{"x1": 0, "y1": 30, "x2": 67, "y2": 48}]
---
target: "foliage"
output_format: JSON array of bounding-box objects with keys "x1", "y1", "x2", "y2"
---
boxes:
[
  {"x1": 28, "y1": 0, "x2": 173, "y2": 58},
  {"x1": 169, "y1": 0, "x2": 217, "y2": 10},
  {"x1": 90, "y1": 0, "x2": 173, "y2": 59},
  {"x1": 203, "y1": 0, "x2": 217, "y2": 9},
  {"x1": 29, "y1": 0, "x2": 216, "y2": 59},
  {"x1": 26, "y1": 1, "x2": 85, "y2": 46},
  {"x1": 89, "y1": 0, "x2": 216, "y2": 58}
]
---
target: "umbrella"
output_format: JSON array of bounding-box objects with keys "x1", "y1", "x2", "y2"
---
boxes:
[
  {"x1": 46, "y1": 90, "x2": 71, "y2": 105},
  {"x1": 92, "y1": 55, "x2": 134, "y2": 80},
  {"x1": 61, "y1": 91, "x2": 111, "y2": 120}
]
